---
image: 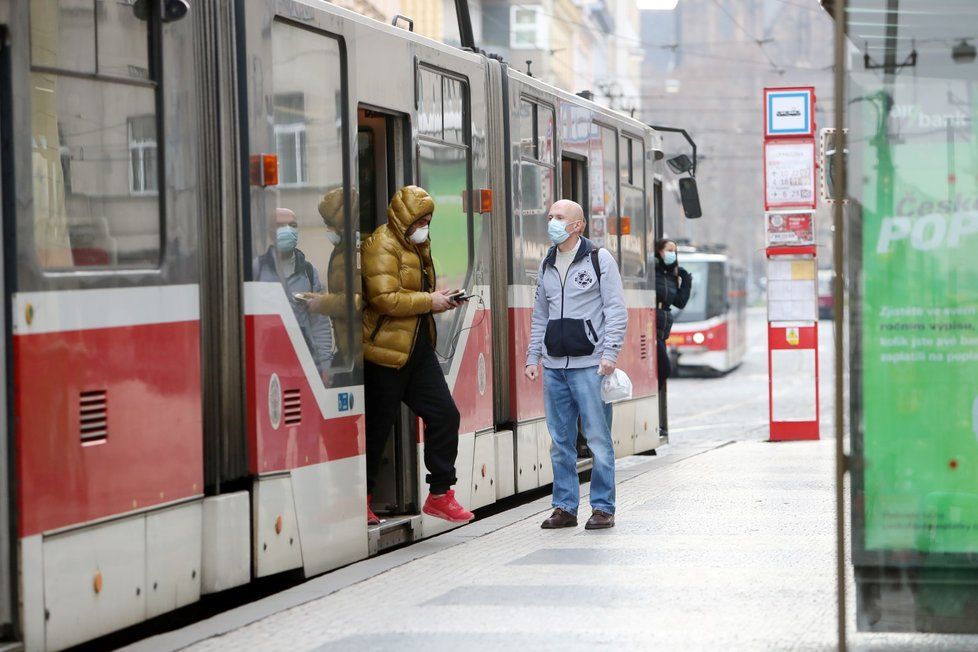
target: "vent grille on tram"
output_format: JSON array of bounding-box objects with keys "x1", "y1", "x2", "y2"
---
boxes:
[
  {"x1": 79, "y1": 390, "x2": 108, "y2": 443},
  {"x1": 640, "y1": 334, "x2": 649, "y2": 360},
  {"x1": 283, "y1": 389, "x2": 302, "y2": 426}
]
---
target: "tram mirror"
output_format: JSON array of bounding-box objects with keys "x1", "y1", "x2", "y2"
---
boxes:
[
  {"x1": 132, "y1": 0, "x2": 190, "y2": 22},
  {"x1": 679, "y1": 177, "x2": 702, "y2": 219},
  {"x1": 667, "y1": 154, "x2": 693, "y2": 175}
]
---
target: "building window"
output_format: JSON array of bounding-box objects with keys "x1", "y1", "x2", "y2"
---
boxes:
[
  {"x1": 128, "y1": 115, "x2": 158, "y2": 195},
  {"x1": 274, "y1": 93, "x2": 308, "y2": 186},
  {"x1": 510, "y1": 6, "x2": 548, "y2": 50}
]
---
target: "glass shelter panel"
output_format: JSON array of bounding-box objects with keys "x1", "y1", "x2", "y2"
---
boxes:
[{"x1": 841, "y1": 0, "x2": 978, "y2": 634}]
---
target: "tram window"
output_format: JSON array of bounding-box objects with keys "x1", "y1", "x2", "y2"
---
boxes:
[
  {"x1": 416, "y1": 67, "x2": 472, "y2": 355},
  {"x1": 620, "y1": 135, "x2": 646, "y2": 279},
  {"x1": 519, "y1": 101, "x2": 534, "y2": 159},
  {"x1": 128, "y1": 115, "x2": 158, "y2": 195},
  {"x1": 31, "y1": 0, "x2": 96, "y2": 74},
  {"x1": 518, "y1": 98, "x2": 556, "y2": 275},
  {"x1": 518, "y1": 163, "x2": 555, "y2": 274},
  {"x1": 442, "y1": 77, "x2": 466, "y2": 146},
  {"x1": 518, "y1": 99, "x2": 556, "y2": 165},
  {"x1": 674, "y1": 261, "x2": 725, "y2": 323},
  {"x1": 418, "y1": 69, "x2": 443, "y2": 140},
  {"x1": 30, "y1": 0, "x2": 150, "y2": 80},
  {"x1": 538, "y1": 106, "x2": 555, "y2": 166},
  {"x1": 589, "y1": 124, "x2": 618, "y2": 260},
  {"x1": 95, "y1": 0, "x2": 151, "y2": 80},
  {"x1": 274, "y1": 93, "x2": 308, "y2": 187},
  {"x1": 620, "y1": 137, "x2": 632, "y2": 185},
  {"x1": 261, "y1": 21, "x2": 349, "y2": 376},
  {"x1": 29, "y1": 0, "x2": 161, "y2": 269}
]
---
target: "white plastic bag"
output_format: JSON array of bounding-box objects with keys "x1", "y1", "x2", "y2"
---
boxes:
[{"x1": 600, "y1": 368, "x2": 633, "y2": 403}]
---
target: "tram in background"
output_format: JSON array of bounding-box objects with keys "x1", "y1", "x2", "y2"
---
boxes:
[
  {"x1": 666, "y1": 248, "x2": 747, "y2": 375},
  {"x1": 0, "y1": 1, "x2": 699, "y2": 648},
  {"x1": 817, "y1": 269, "x2": 834, "y2": 320}
]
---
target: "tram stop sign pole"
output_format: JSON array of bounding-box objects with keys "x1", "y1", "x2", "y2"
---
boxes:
[{"x1": 763, "y1": 87, "x2": 820, "y2": 441}]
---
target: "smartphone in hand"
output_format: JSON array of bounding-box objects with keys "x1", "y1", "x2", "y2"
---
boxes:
[{"x1": 450, "y1": 290, "x2": 474, "y2": 303}]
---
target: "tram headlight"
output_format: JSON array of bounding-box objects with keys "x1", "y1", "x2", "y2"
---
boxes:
[{"x1": 692, "y1": 332, "x2": 706, "y2": 345}]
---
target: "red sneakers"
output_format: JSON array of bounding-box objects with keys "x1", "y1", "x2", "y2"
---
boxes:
[
  {"x1": 422, "y1": 489, "x2": 474, "y2": 523},
  {"x1": 367, "y1": 495, "x2": 380, "y2": 526}
]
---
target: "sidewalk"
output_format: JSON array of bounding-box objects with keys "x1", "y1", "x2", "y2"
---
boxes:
[{"x1": 128, "y1": 440, "x2": 978, "y2": 651}]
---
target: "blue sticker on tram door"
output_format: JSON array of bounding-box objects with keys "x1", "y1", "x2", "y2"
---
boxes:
[{"x1": 338, "y1": 392, "x2": 351, "y2": 412}]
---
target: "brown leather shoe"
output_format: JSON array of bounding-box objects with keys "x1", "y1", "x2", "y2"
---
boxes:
[
  {"x1": 585, "y1": 510, "x2": 615, "y2": 530},
  {"x1": 541, "y1": 508, "x2": 578, "y2": 529}
]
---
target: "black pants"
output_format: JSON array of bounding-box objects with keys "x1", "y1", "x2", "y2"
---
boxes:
[
  {"x1": 364, "y1": 337, "x2": 460, "y2": 494},
  {"x1": 657, "y1": 337, "x2": 671, "y2": 392}
]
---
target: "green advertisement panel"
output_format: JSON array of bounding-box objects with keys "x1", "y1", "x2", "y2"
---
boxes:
[{"x1": 858, "y1": 76, "x2": 978, "y2": 556}]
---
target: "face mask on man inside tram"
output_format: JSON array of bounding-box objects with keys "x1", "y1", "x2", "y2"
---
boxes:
[
  {"x1": 276, "y1": 225, "x2": 298, "y2": 253},
  {"x1": 662, "y1": 250, "x2": 677, "y2": 266}
]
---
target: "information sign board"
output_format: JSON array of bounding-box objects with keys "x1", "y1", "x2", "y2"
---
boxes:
[
  {"x1": 764, "y1": 87, "x2": 815, "y2": 138},
  {"x1": 764, "y1": 140, "x2": 816, "y2": 209},
  {"x1": 766, "y1": 211, "x2": 815, "y2": 246}
]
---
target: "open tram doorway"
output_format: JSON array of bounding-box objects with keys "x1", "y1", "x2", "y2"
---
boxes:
[
  {"x1": 357, "y1": 106, "x2": 420, "y2": 527},
  {"x1": 561, "y1": 155, "x2": 588, "y2": 215},
  {"x1": 561, "y1": 155, "x2": 597, "y2": 461}
]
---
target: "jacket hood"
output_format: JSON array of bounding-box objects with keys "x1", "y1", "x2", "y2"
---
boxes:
[
  {"x1": 387, "y1": 186, "x2": 435, "y2": 246},
  {"x1": 543, "y1": 236, "x2": 595, "y2": 269},
  {"x1": 319, "y1": 187, "x2": 356, "y2": 230}
]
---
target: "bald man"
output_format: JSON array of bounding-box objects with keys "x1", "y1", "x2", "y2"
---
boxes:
[
  {"x1": 525, "y1": 199, "x2": 628, "y2": 530},
  {"x1": 253, "y1": 207, "x2": 333, "y2": 374}
]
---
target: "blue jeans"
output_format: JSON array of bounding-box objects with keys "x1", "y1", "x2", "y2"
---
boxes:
[{"x1": 543, "y1": 366, "x2": 616, "y2": 515}]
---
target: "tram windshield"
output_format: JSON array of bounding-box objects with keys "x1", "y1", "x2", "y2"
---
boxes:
[{"x1": 673, "y1": 261, "x2": 725, "y2": 323}]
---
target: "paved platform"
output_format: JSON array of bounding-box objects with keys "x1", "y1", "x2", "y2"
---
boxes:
[{"x1": 126, "y1": 438, "x2": 978, "y2": 651}]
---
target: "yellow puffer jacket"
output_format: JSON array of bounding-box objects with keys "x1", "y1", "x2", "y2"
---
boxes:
[
  {"x1": 362, "y1": 186, "x2": 437, "y2": 369},
  {"x1": 308, "y1": 188, "x2": 359, "y2": 366}
]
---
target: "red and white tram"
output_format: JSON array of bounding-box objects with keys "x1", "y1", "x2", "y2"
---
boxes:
[
  {"x1": 666, "y1": 250, "x2": 747, "y2": 375},
  {"x1": 0, "y1": 1, "x2": 691, "y2": 648}
]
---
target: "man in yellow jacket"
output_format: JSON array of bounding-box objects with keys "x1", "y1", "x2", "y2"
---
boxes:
[{"x1": 361, "y1": 185, "x2": 473, "y2": 525}]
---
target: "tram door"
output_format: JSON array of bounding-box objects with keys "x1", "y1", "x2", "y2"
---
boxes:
[
  {"x1": 562, "y1": 156, "x2": 588, "y2": 212},
  {"x1": 357, "y1": 107, "x2": 418, "y2": 517},
  {"x1": 560, "y1": 155, "x2": 596, "y2": 458}
]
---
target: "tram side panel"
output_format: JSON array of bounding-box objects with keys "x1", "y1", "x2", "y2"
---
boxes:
[
  {"x1": 240, "y1": 4, "x2": 367, "y2": 580},
  {"x1": 12, "y1": 4, "x2": 204, "y2": 650}
]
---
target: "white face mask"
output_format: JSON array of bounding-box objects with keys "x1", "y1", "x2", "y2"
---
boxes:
[
  {"x1": 409, "y1": 225, "x2": 429, "y2": 244},
  {"x1": 325, "y1": 230, "x2": 341, "y2": 246}
]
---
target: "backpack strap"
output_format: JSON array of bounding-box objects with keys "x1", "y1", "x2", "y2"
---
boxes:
[
  {"x1": 304, "y1": 260, "x2": 315, "y2": 291},
  {"x1": 590, "y1": 248, "x2": 602, "y2": 288}
]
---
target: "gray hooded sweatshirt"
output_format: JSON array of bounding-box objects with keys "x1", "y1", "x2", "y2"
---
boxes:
[{"x1": 526, "y1": 237, "x2": 628, "y2": 370}]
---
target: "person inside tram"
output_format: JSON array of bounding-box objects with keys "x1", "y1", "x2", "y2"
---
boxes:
[
  {"x1": 253, "y1": 207, "x2": 334, "y2": 375},
  {"x1": 301, "y1": 187, "x2": 361, "y2": 370},
  {"x1": 654, "y1": 238, "x2": 693, "y2": 396},
  {"x1": 361, "y1": 185, "x2": 473, "y2": 525}
]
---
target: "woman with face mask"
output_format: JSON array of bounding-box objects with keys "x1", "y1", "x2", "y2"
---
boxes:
[{"x1": 654, "y1": 239, "x2": 693, "y2": 395}]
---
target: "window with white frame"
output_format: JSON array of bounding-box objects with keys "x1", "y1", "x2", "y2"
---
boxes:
[
  {"x1": 273, "y1": 93, "x2": 308, "y2": 186},
  {"x1": 510, "y1": 6, "x2": 549, "y2": 50},
  {"x1": 128, "y1": 115, "x2": 158, "y2": 195}
]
